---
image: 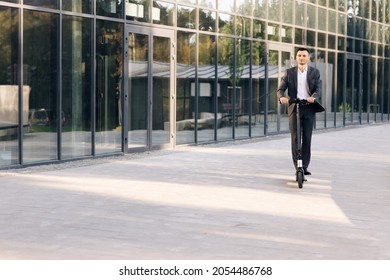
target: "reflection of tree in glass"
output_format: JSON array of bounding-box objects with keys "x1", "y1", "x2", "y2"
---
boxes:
[
  {"x1": 177, "y1": 5, "x2": 196, "y2": 29},
  {"x1": 199, "y1": 10, "x2": 216, "y2": 31},
  {"x1": 0, "y1": 8, "x2": 18, "y2": 84},
  {"x1": 199, "y1": 35, "x2": 215, "y2": 65}
]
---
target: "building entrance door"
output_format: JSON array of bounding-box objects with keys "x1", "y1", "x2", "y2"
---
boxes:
[
  {"x1": 346, "y1": 54, "x2": 363, "y2": 124},
  {"x1": 125, "y1": 26, "x2": 175, "y2": 152},
  {"x1": 267, "y1": 43, "x2": 293, "y2": 134}
]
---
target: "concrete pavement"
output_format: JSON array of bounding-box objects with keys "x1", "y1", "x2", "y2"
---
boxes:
[{"x1": 1, "y1": 123, "x2": 390, "y2": 260}]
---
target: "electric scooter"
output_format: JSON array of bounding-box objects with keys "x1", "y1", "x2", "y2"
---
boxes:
[{"x1": 289, "y1": 98, "x2": 307, "y2": 188}]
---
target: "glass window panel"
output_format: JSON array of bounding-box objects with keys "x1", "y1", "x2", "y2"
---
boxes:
[
  {"x1": 236, "y1": 0, "x2": 252, "y2": 15},
  {"x1": 355, "y1": 39, "x2": 362, "y2": 53},
  {"x1": 363, "y1": 19, "x2": 370, "y2": 40},
  {"x1": 386, "y1": 46, "x2": 390, "y2": 58},
  {"x1": 307, "y1": 30, "x2": 316, "y2": 46},
  {"x1": 177, "y1": 5, "x2": 196, "y2": 29},
  {"x1": 335, "y1": 53, "x2": 345, "y2": 125},
  {"x1": 199, "y1": 35, "x2": 215, "y2": 66},
  {"x1": 347, "y1": 16, "x2": 354, "y2": 37},
  {"x1": 251, "y1": 40, "x2": 266, "y2": 137},
  {"x1": 384, "y1": 58, "x2": 389, "y2": 117},
  {"x1": 327, "y1": 51, "x2": 336, "y2": 127},
  {"x1": 295, "y1": 27, "x2": 304, "y2": 45},
  {"x1": 378, "y1": 24, "x2": 385, "y2": 43},
  {"x1": 361, "y1": 56, "x2": 370, "y2": 122},
  {"x1": 355, "y1": 18, "x2": 364, "y2": 39},
  {"x1": 282, "y1": 0, "x2": 293, "y2": 24},
  {"x1": 318, "y1": 7, "x2": 326, "y2": 31},
  {"x1": 95, "y1": 20, "x2": 122, "y2": 154},
  {"x1": 317, "y1": 49, "x2": 325, "y2": 62},
  {"x1": 378, "y1": 0, "x2": 384, "y2": 22},
  {"x1": 125, "y1": 0, "x2": 149, "y2": 22},
  {"x1": 338, "y1": 13, "x2": 346, "y2": 34},
  {"x1": 281, "y1": 25, "x2": 293, "y2": 43},
  {"x1": 329, "y1": 0, "x2": 336, "y2": 9},
  {"x1": 371, "y1": 43, "x2": 377, "y2": 56},
  {"x1": 24, "y1": 0, "x2": 58, "y2": 9},
  {"x1": 2, "y1": 0, "x2": 18, "y2": 3},
  {"x1": 386, "y1": 26, "x2": 390, "y2": 45},
  {"x1": 176, "y1": 31, "x2": 196, "y2": 144},
  {"x1": 253, "y1": 0, "x2": 266, "y2": 19},
  {"x1": 128, "y1": 32, "x2": 148, "y2": 149},
  {"x1": 338, "y1": 0, "x2": 346, "y2": 12},
  {"x1": 378, "y1": 44, "x2": 383, "y2": 57},
  {"x1": 346, "y1": 38, "x2": 354, "y2": 52},
  {"x1": 363, "y1": 21, "x2": 371, "y2": 40},
  {"x1": 235, "y1": 38, "x2": 250, "y2": 138},
  {"x1": 152, "y1": 35, "x2": 171, "y2": 147},
  {"x1": 199, "y1": 9, "x2": 216, "y2": 32},
  {"x1": 218, "y1": 0, "x2": 234, "y2": 13},
  {"x1": 338, "y1": 36, "x2": 345, "y2": 50},
  {"x1": 295, "y1": 1, "x2": 306, "y2": 27},
  {"x1": 63, "y1": 0, "x2": 92, "y2": 13},
  {"x1": 369, "y1": 58, "x2": 377, "y2": 119},
  {"x1": 370, "y1": 22, "x2": 377, "y2": 41},
  {"x1": 328, "y1": 34, "x2": 336, "y2": 49},
  {"x1": 97, "y1": 0, "x2": 123, "y2": 18},
  {"x1": 267, "y1": 23, "x2": 279, "y2": 41},
  {"x1": 218, "y1": 13, "x2": 234, "y2": 34},
  {"x1": 177, "y1": 0, "x2": 196, "y2": 4},
  {"x1": 0, "y1": 7, "x2": 19, "y2": 166},
  {"x1": 62, "y1": 16, "x2": 93, "y2": 159},
  {"x1": 153, "y1": 1, "x2": 174, "y2": 26},
  {"x1": 198, "y1": 34, "x2": 216, "y2": 142},
  {"x1": 217, "y1": 36, "x2": 235, "y2": 140},
  {"x1": 266, "y1": 49, "x2": 287, "y2": 134},
  {"x1": 363, "y1": 40, "x2": 369, "y2": 53},
  {"x1": 23, "y1": 10, "x2": 58, "y2": 163},
  {"x1": 268, "y1": 0, "x2": 280, "y2": 21},
  {"x1": 199, "y1": 0, "x2": 216, "y2": 9},
  {"x1": 328, "y1": 10, "x2": 337, "y2": 33},
  {"x1": 318, "y1": 32, "x2": 326, "y2": 48},
  {"x1": 315, "y1": 49, "x2": 325, "y2": 129},
  {"x1": 361, "y1": 0, "x2": 369, "y2": 19},
  {"x1": 318, "y1": 0, "x2": 326, "y2": 7},
  {"x1": 307, "y1": 4, "x2": 316, "y2": 29},
  {"x1": 253, "y1": 19, "x2": 265, "y2": 39},
  {"x1": 236, "y1": 16, "x2": 251, "y2": 37},
  {"x1": 371, "y1": 0, "x2": 377, "y2": 21}
]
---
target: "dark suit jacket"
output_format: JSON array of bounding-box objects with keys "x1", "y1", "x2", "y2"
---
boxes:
[{"x1": 277, "y1": 66, "x2": 325, "y2": 115}]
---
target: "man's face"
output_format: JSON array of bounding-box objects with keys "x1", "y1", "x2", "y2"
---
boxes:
[{"x1": 296, "y1": 50, "x2": 310, "y2": 66}]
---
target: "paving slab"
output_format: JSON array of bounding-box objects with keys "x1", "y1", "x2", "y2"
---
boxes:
[{"x1": 0, "y1": 123, "x2": 389, "y2": 260}]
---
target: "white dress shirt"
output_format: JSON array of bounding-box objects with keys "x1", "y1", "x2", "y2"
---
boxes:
[{"x1": 297, "y1": 67, "x2": 310, "y2": 100}]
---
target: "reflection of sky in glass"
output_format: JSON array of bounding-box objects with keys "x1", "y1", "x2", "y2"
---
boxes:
[
  {"x1": 176, "y1": 0, "x2": 197, "y2": 4},
  {"x1": 218, "y1": 0, "x2": 234, "y2": 13},
  {"x1": 155, "y1": 1, "x2": 174, "y2": 10},
  {"x1": 235, "y1": 0, "x2": 245, "y2": 9},
  {"x1": 219, "y1": 12, "x2": 233, "y2": 22},
  {"x1": 199, "y1": 0, "x2": 216, "y2": 9}
]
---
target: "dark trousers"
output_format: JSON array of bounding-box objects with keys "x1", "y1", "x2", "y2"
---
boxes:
[{"x1": 289, "y1": 105, "x2": 315, "y2": 170}]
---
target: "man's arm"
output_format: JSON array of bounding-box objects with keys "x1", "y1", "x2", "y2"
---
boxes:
[
  {"x1": 277, "y1": 71, "x2": 289, "y2": 105},
  {"x1": 308, "y1": 69, "x2": 321, "y2": 103}
]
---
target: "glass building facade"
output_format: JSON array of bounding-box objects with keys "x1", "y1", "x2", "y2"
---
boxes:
[{"x1": 0, "y1": 0, "x2": 389, "y2": 168}]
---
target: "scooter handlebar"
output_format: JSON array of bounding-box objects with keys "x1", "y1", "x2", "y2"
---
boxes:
[{"x1": 288, "y1": 98, "x2": 308, "y2": 105}]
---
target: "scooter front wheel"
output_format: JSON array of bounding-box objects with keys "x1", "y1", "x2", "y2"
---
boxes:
[{"x1": 297, "y1": 170, "x2": 304, "y2": 189}]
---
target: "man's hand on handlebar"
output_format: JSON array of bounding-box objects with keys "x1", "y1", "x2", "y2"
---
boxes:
[{"x1": 279, "y1": 97, "x2": 289, "y2": 105}]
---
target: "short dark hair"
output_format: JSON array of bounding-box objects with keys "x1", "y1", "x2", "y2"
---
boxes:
[{"x1": 296, "y1": 47, "x2": 310, "y2": 55}]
